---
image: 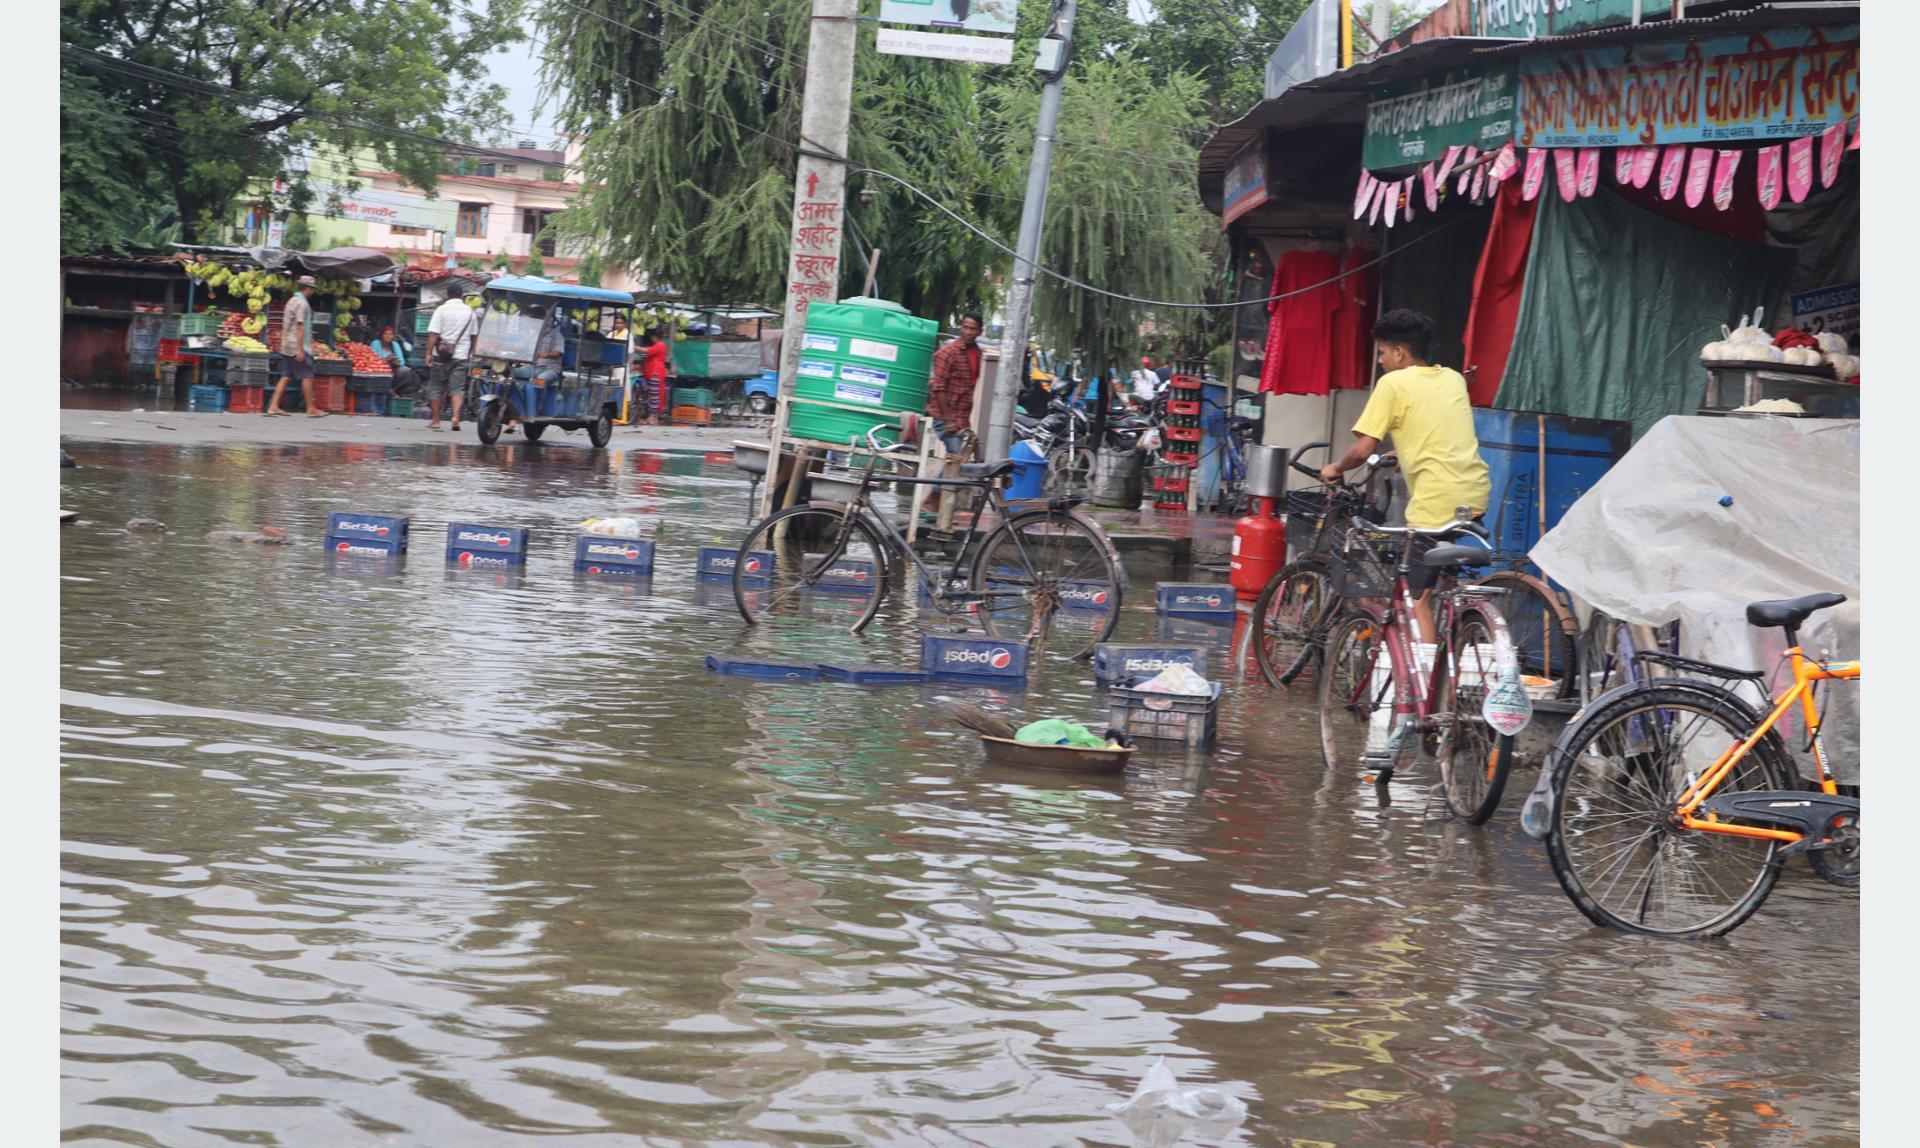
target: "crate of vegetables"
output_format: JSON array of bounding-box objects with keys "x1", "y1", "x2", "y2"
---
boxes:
[{"x1": 338, "y1": 341, "x2": 395, "y2": 377}]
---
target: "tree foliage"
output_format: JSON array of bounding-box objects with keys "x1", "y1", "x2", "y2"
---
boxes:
[
  {"x1": 60, "y1": 0, "x2": 525, "y2": 243},
  {"x1": 985, "y1": 53, "x2": 1217, "y2": 372}
]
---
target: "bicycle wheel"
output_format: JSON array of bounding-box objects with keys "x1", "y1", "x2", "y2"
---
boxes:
[
  {"x1": 1251, "y1": 560, "x2": 1332, "y2": 688},
  {"x1": 1318, "y1": 611, "x2": 1413, "y2": 778},
  {"x1": 1475, "y1": 570, "x2": 1577, "y2": 699},
  {"x1": 1045, "y1": 445, "x2": 1094, "y2": 498},
  {"x1": 734, "y1": 504, "x2": 888, "y2": 633},
  {"x1": 1438, "y1": 605, "x2": 1517, "y2": 825},
  {"x1": 1544, "y1": 682, "x2": 1789, "y2": 938},
  {"x1": 970, "y1": 510, "x2": 1122, "y2": 660}
]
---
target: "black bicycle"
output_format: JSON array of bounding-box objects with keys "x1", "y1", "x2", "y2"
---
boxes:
[{"x1": 733, "y1": 425, "x2": 1127, "y2": 660}]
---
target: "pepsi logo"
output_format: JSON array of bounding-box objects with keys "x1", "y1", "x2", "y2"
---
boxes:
[
  {"x1": 456, "y1": 529, "x2": 514, "y2": 547},
  {"x1": 990, "y1": 648, "x2": 1012, "y2": 669},
  {"x1": 744, "y1": 558, "x2": 762, "y2": 573},
  {"x1": 334, "y1": 540, "x2": 352, "y2": 552},
  {"x1": 334, "y1": 520, "x2": 393, "y2": 536},
  {"x1": 458, "y1": 551, "x2": 475, "y2": 567}
]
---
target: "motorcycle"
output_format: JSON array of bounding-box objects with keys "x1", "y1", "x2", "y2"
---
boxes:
[{"x1": 1016, "y1": 396, "x2": 1153, "y2": 498}]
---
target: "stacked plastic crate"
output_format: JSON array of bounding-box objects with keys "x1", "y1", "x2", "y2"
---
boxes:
[{"x1": 1152, "y1": 358, "x2": 1208, "y2": 511}]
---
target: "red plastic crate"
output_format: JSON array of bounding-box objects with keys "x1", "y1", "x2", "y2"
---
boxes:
[
  {"x1": 313, "y1": 377, "x2": 349, "y2": 413},
  {"x1": 1153, "y1": 476, "x2": 1190, "y2": 493},
  {"x1": 227, "y1": 385, "x2": 265, "y2": 413},
  {"x1": 1160, "y1": 451, "x2": 1199, "y2": 467},
  {"x1": 1164, "y1": 425, "x2": 1203, "y2": 443},
  {"x1": 157, "y1": 338, "x2": 184, "y2": 364},
  {"x1": 1166, "y1": 399, "x2": 1201, "y2": 416}
]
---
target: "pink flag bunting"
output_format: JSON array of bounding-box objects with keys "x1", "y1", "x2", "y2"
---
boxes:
[
  {"x1": 1490, "y1": 141, "x2": 1518, "y2": 184},
  {"x1": 1471, "y1": 163, "x2": 1486, "y2": 201},
  {"x1": 1403, "y1": 179, "x2": 1417, "y2": 221},
  {"x1": 1683, "y1": 148, "x2": 1711, "y2": 208},
  {"x1": 1711, "y1": 150, "x2": 1741, "y2": 211},
  {"x1": 1756, "y1": 145, "x2": 1784, "y2": 210},
  {"x1": 1521, "y1": 148, "x2": 1548, "y2": 201},
  {"x1": 1787, "y1": 136, "x2": 1814, "y2": 203},
  {"x1": 1576, "y1": 148, "x2": 1600, "y2": 197},
  {"x1": 1552, "y1": 149, "x2": 1578, "y2": 202},
  {"x1": 1354, "y1": 170, "x2": 1377, "y2": 220},
  {"x1": 1657, "y1": 145, "x2": 1686, "y2": 200},
  {"x1": 1630, "y1": 146, "x2": 1658, "y2": 189},
  {"x1": 1369, "y1": 176, "x2": 1386, "y2": 225},
  {"x1": 1820, "y1": 122, "x2": 1846, "y2": 187},
  {"x1": 1384, "y1": 179, "x2": 1400, "y2": 227},
  {"x1": 1422, "y1": 164, "x2": 1439, "y2": 212},
  {"x1": 1614, "y1": 149, "x2": 1634, "y2": 184},
  {"x1": 1456, "y1": 146, "x2": 1479, "y2": 196},
  {"x1": 1849, "y1": 118, "x2": 1861, "y2": 151},
  {"x1": 1437, "y1": 145, "x2": 1463, "y2": 186}
]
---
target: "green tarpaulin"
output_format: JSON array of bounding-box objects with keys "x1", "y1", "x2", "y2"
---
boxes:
[{"x1": 1498, "y1": 189, "x2": 1791, "y2": 439}]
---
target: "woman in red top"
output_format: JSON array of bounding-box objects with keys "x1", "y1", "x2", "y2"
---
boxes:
[{"x1": 637, "y1": 329, "x2": 671, "y2": 425}]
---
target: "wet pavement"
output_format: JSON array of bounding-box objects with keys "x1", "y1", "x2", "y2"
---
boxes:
[{"x1": 60, "y1": 439, "x2": 1859, "y2": 1146}]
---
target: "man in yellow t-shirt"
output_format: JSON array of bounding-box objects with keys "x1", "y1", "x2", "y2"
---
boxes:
[{"x1": 1320, "y1": 309, "x2": 1490, "y2": 627}]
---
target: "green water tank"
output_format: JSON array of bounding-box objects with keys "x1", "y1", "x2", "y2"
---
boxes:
[{"x1": 786, "y1": 297, "x2": 938, "y2": 447}]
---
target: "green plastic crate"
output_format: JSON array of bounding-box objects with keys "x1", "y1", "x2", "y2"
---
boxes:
[
  {"x1": 177, "y1": 313, "x2": 223, "y2": 336},
  {"x1": 388, "y1": 396, "x2": 416, "y2": 419},
  {"x1": 672, "y1": 386, "x2": 715, "y2": 409}
]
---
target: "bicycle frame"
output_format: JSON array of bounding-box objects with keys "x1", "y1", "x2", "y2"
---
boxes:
[{"x1": 1674, "y1": 648, "x2": 1859, "y2": 842}]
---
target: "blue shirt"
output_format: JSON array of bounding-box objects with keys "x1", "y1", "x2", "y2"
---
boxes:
[{"x1": 370, "y1": 337, "x2": 408, "y2": 364}]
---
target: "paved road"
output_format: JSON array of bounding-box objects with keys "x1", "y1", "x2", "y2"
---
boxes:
[{"x1": 61, "y1": 408, "x2": 748, "y2": 453}]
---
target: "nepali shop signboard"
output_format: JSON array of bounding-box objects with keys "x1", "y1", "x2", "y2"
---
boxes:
[
  {"x1": 1484, "y1": 0, "x2": 1645, "y2": 40},
  {"x1": 1221, "y1": 139, "x2": 1270, "y2": 226},
  {"x1": 879, "y1": 0, "x2": 1017, "y2": 35},
  {"x1": 1517, "y1": 24, "x2": 1860, "y2": 148},
  {"x1": 1363, "y1": 66, "x2": 1518, "y2": 172}
]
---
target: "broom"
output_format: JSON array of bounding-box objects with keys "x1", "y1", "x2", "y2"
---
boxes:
[{"x1": 946, "y1": 702, "x2": 1019, "y2": 740}]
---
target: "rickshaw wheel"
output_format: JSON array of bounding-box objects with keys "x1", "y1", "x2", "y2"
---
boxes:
[
  {"x1": 476, "y1": 400, "x2": 504, "y2": 445},
  {"x1": 587, "y1": 412, "x2": 613, "y2": 448},
  {"x1": 522, "y1": 422, "x2": 546, "y2": 441}
]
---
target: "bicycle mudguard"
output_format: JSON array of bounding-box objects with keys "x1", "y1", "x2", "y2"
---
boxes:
[{"x1": 1697, "y1": 790, "x2": 1859, "y2": 852}]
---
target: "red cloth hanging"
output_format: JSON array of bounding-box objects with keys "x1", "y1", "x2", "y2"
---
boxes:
[
  {"x1": 1258, "y1": 249, "x2": 1343, "y2": 396},
  {"x1": 1462, "y1": 177, "x2": 1541, "y2": 407},
  {"x1": 1329, "y1": 246, "x2": 1377, "y2": 389}
]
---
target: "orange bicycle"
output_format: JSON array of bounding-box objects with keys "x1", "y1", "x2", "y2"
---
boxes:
[{"x1": 1541, "y1": 592, "x2": 1859, "y2": 938}]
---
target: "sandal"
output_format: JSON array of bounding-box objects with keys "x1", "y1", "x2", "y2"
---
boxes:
[{"x1": 306, "y1": 410, "x2": 329, "y2": 418}]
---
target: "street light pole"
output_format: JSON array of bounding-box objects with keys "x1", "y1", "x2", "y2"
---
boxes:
[{"x1": 982, "y1": 0, "x2": 1076, "y2": 464}]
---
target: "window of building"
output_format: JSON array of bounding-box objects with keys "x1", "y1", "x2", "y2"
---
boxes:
[
  {"x1": 389, "y1": 224, "x2": 428, "y2": 237},
  {"x1": 476, "y1": 162, "x2": 496, "y2": 178},
  {"x1": 456, "y1": 203, "x2": 489, "y2": 238},
  {"x1": 501, "y1": 163, "x2": 518, "y2": 174},
  {"x1": 520, "y1": 208, "x2": 560, "y2": 257}
]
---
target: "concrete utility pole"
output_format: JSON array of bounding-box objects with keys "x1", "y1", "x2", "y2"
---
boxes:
[
  {"x1": 982, "y1": 0, "x2": 1077, "y2": 464},
  {"x1": 775, "y1": 0, "x2": 859, "y2": 411},
  {"x1": 1371, "y1": 0, "x2": 1391, "y2": 45}
]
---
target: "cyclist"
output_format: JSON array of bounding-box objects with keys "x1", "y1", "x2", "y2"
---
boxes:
[{"x1": 1319, "y1": 308, "x2": 1489, "y2": 638}]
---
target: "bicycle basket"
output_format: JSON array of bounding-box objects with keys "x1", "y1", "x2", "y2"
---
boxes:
[{"x1": 1330, "y1": 531, "x2": 1393, "y2": 599}]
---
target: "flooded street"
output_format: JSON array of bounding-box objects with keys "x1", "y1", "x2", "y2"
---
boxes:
[{"x1": 60, "y1": 440, "x2": 1859, "y2": 1147}]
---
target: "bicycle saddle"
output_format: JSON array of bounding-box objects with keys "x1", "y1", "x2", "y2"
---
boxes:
[
  {"x1": 1422, "y1": 544, "x2": 1492, "y2": 569},
  {"x1": 1746, "y1": 592, "x2": 1847, "y2": 630},
  {"x1": 959, "y1": 459, "x2": 1016, "y2": 480}
]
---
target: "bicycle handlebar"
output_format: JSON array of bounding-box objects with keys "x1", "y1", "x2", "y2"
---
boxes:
[{"x1": 1289, "y1": 441, "x2": 1330, "y2": 479}]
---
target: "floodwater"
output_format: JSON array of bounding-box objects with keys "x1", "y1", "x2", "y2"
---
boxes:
[{"x1": 61, "y1": 441, "x2": 1859, "y2": 1147}]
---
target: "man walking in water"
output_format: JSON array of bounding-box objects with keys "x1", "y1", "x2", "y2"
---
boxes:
[
  {"x1": 1320, "y1": 308, "x2": 1489, "y2": 637},
  {"x1": 265, "y1": 276, "x2": 321, "y2": 418}
]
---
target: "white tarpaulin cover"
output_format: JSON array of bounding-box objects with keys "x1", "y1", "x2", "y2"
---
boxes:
[{"x1": 1532, "y1": 415, "x2": 1858, "y2": 783}]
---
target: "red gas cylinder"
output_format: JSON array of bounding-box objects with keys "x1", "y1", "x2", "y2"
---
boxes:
[{"x1": 1229, "y1": 496, "x2": 1286, "y2": 600}]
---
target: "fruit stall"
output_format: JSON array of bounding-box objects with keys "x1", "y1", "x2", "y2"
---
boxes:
[{"x1": 169, "y1": 247, "x2": 399, "y2": 414}]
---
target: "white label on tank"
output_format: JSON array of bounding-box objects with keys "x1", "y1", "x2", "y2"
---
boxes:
[
  {"x1": 840, "y1": 365, "x2": 890, "y2": 387},
  {"x1": 802, "y1": 333, "x2": 840, "y2": 353},
  {"x1": 848, "y1": 338, "x2": 899, "y2": 363},
  {"x1": 834, "y1": 380, "x2": 885, "y2": 406},
  {"x1": 798, "y1": 359, "x2": 836, "y2": 380}
]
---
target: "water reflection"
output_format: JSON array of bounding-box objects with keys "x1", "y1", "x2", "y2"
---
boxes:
[{"x1": 61, "y1": 440, "x2": 1858, "y2": 1145}]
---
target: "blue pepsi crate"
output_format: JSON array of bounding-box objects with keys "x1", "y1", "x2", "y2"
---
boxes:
[
  {"x1": 1092, "y1": 644, "x2": 1209, "y2": 684},
  {"x1": 1156, "y1": 615, "x2": 1235, "y2": 646},
  {"x1": 1058, "y1": 579, "x2": 1117, "y2": 612},
  {"x1": 698, "y1": 545, "x2": 774, "y2": 585},
  {"x1": 705, "y1": 654, "x2": 819, "y2": 680},
  {"x1": 448, "y1": 549, "x2": 523, "y2": 569},
  {"x1": 574, "y1": 535, "x2": 655, "y2": 574},
  {"x1": 812, "y1": 557, "x2": 879, "y2": 593},
  {"x1": 446, "y1": 522, "x2": 529, "y2": 563},
  {"x1": 818, "y1": 663, "x2": 931, "y2": 685},
  {"x1": 1156, "y1": 582, "x2": 1236, "y2": 618},
  {"x1": 187, "y1": 385, "x2": 227, "y2": 413},
  {"x1": 327, "y1": 536, "x2": 405, "y2": 558},
  {"x1": 920, "y1": 633, "x2": 1029, "y2": 682},
  {"x1": 326, "y1": 512, "x2": 410, "y2": 554}
]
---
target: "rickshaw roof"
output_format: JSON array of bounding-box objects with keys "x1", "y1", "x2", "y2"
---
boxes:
[{"x1": 483, "y1": 276, "x2": 636, "y2": 305}]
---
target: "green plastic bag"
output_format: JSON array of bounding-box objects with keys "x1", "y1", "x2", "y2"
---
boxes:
[{"x1": 1014, "y1": 719, "x2": 1107, "y2": 748}]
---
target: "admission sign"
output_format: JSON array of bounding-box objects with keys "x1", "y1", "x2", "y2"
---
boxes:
[
  {"x1": 1363, "y1": 67, "x2": 1518, "y2": 171},
  {"x1": 1517, "y1": 24, "x2": 1860, "y2": 147}
]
